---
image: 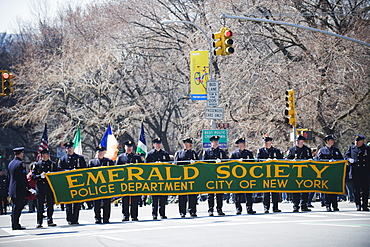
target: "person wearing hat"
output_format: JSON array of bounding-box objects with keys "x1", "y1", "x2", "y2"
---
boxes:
[
  {"x1": 0, "y1": 168, "x2": 9, "y2": 215},
  {"x1": 58, "y1": 141, "x2": 87, "y2": 225},
  {"x1": 344, "y1": 134, "x2": 370, "y2": 211},
  {"x1": 286, "y1": 135, "x2": 313, "y2": 212},
  {"x1": 317, "y1": 135, "x2": 344, "y2": 211},
  {"x1": 257, "y1": 136, "x2": 284, "y2": 213},
  {"x1": 32, "y1": 148, "x2": 59, "y2": 228},
  {"x1": 174, "y1": 137, "x2": 199, "y2": 218},
  {"x1": 89, "y1": 145, "x2": 114, "y2": 224},
  {"x1": 116, "y1": 140, "x2": 142, "y2": 221},
  {"x1": 202, "y1": 135, "x2": 228, "y2": 216},
  {"x1": 146, "y1": 138, "x2": 171, "y2": 220},
  {"x1": 230, "y1": 137, "x2": 256, "y2": 215},
  {"x1": 8, "y1": 147, "x2": 35, "y2": 230}
]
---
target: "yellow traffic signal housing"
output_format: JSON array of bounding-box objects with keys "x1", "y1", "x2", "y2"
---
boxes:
[
  {"x1": 284, "y1": 89, "x2": 296, "y2": 127},
  {"x1": 212, "y1": 27, "x2": 234, "y2": 56}
]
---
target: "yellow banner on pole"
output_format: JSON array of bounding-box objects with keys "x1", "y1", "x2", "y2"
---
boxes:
[{"x1": 190, "y1": 51, "x2": 209, "y2": 100}]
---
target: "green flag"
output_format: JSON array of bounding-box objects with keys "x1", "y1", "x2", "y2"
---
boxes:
[{"x1": 73, "y1": 126, "x2": 82, "y2": 155}]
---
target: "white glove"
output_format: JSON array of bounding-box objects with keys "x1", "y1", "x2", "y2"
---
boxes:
[
  {"x1": 273, "y1": 158, "x2": 277, "y2": 160},
  {"x1": 348, "y1": 158, "x2": 355, "y2": 163},
  {"x1": 215, "y1": 158, "x2": 221, "y2": 163},
  {"x1": 329, "y1": 159, "x2": 334, "y2": 162},
  {"x1": 239, "y1": 158, "x2": 243, "y2": 161},
  {"x1": 190, "y1": 160, "x2": 195, "y2": 164},
  {"x1": 29, "y1": 188, "x2": 36, "y2": 194},
  {"x1": 40, "y1": 172, "x2": 45, "y2": 179},
  {"x1": 266, "y1": 158, "x2": 272, "y2": 161}
]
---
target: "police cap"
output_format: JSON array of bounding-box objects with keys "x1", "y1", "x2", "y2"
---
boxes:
[
  {"x1": 13, "y1": 147, "x2": 25, "y2": 152},
  {"x1": 323, "y1": 134, "x2": 335, "y2": 142},
  {"x1": 40, "y1": 148, "x2": 50, "y2": 154},
  {"x1": 182, "y1": 137, "x2": 193, "y2": 144},
  {"x1": 209, "y1": 136, "x2": 220, "y2": 142},
  {"x1": 152, "y1": 138, "x2": 162, "y2": 144},
  {"x1": 63, "y1": 141, "x2": 74, "y2": 148},
  {"x1": 355, "y1": 134, "x2": 365, "y2": 141},
  {"x1": 296, "y1": 135, "x2": 306, "y2": 141},
  {"x1": 235, "y1": 137, "x2": 246, "y2": 144},
  {"x1": 96, "y1": 145, "x2": 106, "y2": 151},
  {"x1": 124, "y1": 140, "x2": 134, "y2": 147},
  {"x1": 263, "y1": 136, "x2": 273, "y2": 142}
]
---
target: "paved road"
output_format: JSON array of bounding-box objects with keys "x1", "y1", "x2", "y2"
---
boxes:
[{"x1": 0, "y1": 200, "x2": 369, "y2": 247}]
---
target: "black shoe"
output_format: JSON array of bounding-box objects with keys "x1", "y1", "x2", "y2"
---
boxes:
[
  {"x1": 208, "y1": 212, "x2": 214, "y2": 216},
  {"x1": 153, "y1": 216, "x2": 157, "y2": 220},
  {"x1": 273, "y1": 209, "x2": 282, "y2": 213},
  {"x1": 333, "y1": 208, "x2": 340, "y2": 212},
  {"x1": 307, "y1": 204, "x2": 314, "y2": 208},
  {"x1": 190, "y1": 214, "x2": 197, "y2": 218},
  {"x1": 70, "y1": 222, "x2": 79, "y2": 225},
  {"x1": 236, "y1": 211, "x2": 241, "y2": 215},
  {"x1": 356, "y1": 206, "x2": 361, "y2": 211},
  {"x1": 48, "y1": 222, "x2": 57, "y2": 227},
  {"x1": 301, "y1": 208, "x2": 311, "y2": 212},
  {"x1": 67, "y1": 221, "x2": 72, "y2": 225},
  {"x1": 95, "y1": 220, "x2": 102, "y2": 224},
  {"x1": 217, "y1": 211, "x2": 225, "y2": 216},
  {"x1": 326, "y1": 207, "x2": 332, "y2": 212},
  {"x1": 363, "y1": 208, "x2": 369, "y2": 211},
  {"x1": 36, "y1": 224, "x2": 43, "y2": 228},
  {"x1": 247, "y1": 210, "x2": 256, "y2": 214},
  {"x1": 161, "y1": 216, "x2": 167, "y2": 219},
  {"x1": 132, "y1": 218, "x2": 138, "y2": 221},
  {"x1": 122, "y1": 218, "x2": 129, "y2": 222},
  {"x1": 103, "y1": 220, "x2": 110, "y2": 223},
  {"x1": 12, "y1": 226, "x2": 26, "y2": 230},
  {"x1": 181, "y1": 215, "x2": 185, "y2": 218},
  {"x1": 264, "y1": 210, "x2": 269, "y2": 214},
  {"x1": 293, "y1": 208, "x2": 299, "y2": 213}
]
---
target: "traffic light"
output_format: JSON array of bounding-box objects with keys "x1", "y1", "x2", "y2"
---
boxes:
[
  {"x1": 212, "y1": 27, "x2": 234, "y2": 56},
  {"x1": 284, "y1": 89, "x2": 296, "y2": 127},
  {"x1": 1, "y1": 70, "x2": 13, "y2": 96}
]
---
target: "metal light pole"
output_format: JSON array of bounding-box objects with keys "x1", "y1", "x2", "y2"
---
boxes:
[{"x1": 161, "y1": 20, "x2": 217, "y2": 129}]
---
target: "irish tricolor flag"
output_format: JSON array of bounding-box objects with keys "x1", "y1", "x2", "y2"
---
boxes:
[
  {"x1": 73, "y1": 125, "x2": 83, "y2": 155},
  {"x1": 136, "y1": 122, "x2": 147, "y2": 158}
]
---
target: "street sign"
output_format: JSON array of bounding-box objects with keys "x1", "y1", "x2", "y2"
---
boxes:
[
  {"x1": 207, "y1": 79, "x2": 219, "y2": 106},
  {"x1": 202, "y1": 129, "x2": 228, "y2": 148},
  {"x1": 204, "y1": 107, "x2": 223, "y2": 120}
]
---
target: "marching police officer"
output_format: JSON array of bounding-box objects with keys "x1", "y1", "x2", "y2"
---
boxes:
[
  {"x1": 257, "y1": 136, "x2": 283, "y2": 213},
  {"x1": 8, "y1": 147, "x2": 35, "y2": 230},
  {"x1": 89, "y1": 145, "x2": 114, "y2": 224},
  {"x1": 286, "y1": 135, "x2": 313, "y2": 212},
  {"x1": 344, "y1": 134, "x2": 370, "y2": 211},
  {"x1": 202, "y1": 136, "x2": 228, "y2": 216},
  {"x1": 116, "y1": 140, "x2": 142, "y2": 221},
  {"x1": 174, "y1": 137, "x2": 199, "y2": 218},
  {"x1": 58, "y1": 141, "x2": 87, "y2": 225},
  {"x1": 230, "y1": 137, "x2": 256, "y2": 215},
  {"x1": 32, "y1": 148, "x2": 59, "y2": 228},
  {"x1": 317, "y1": 135, "x2": 343, "y2": 211},
  {"x1": 0, "y1": 168, "x2": 9, "y2": 215},
  {"x1": 146, "y1": 138, "x2": 171, "y2": 220}
]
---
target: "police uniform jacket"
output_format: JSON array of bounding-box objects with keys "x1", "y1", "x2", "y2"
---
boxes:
[
  {"x1": 146, "y1": 149, "x2": 171, "y2": 163},
  {"x1": 231, "y1": 149, "x2": 255, "y2": 160},
  {"x1": 32, "y1": 159, "x2": 59, "y2": 195},
  {"x1": 8, "y1": 157, "x2": 29, "y2": 198},
  {"x1": 174, "y1": 149, "x2": 199, "y2": 165},
  {"x1": 202, "y1": 147, "x2": 227, "y2": 161},
  {"x1": 90, "y1": 157, "x2": 114, "y2": 167},
  {"x1": 257, "y1": 147, "x2": 283, "y2": 160},
  {"x1": 116, "y1": 153, "x2": 142, "y2": 165},
  {"x1": 0, "y1": 175, "x2": 9, "y2": 197},
  {"x1": 317, "y1": 146, "x2": 343, "y2": 160},
  {"x1": 344, "y1": 144, "x2": 370, "y2": 179},
  {"x1": 58, "y1": 153, "x2": 87, "y2": 170},
  {"x1": 286, "y1": 145, "x2": 313, "y2": 160}
]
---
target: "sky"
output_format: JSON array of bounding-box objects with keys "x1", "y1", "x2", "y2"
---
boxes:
[{"x1": 0, "y1": 0, "x2": 100, "y2": 34}]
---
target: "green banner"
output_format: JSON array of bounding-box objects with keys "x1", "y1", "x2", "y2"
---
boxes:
[{"x1": 45, "y1": 160, "x2": 347, "y2": 204}]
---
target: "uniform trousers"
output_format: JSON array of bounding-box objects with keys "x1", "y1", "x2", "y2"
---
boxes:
[
  {"x1": 0, "y1": 196, "x2": 7, "y2": 214},
  {"x1": 292, "y1": 193, "x2": 309, "y2": 209},
  {"x1": 324, "y1": 194, "x2": 338, "y2": 209},
  {"x1": 353, "y1": 177, "x2": 370, "y2": 209},
  {"x1": 94, "y1": 199, "x2": 111, "y2": 222},
  {"x1": 263, "y1": 192, "x2": 279, "y2": 211},
  {"x1": 37, "y1": 193, "x2": 55, "y2": 225},
  {"x1": 11, "y1": 197, "x2": 27, "y2": 228},
  {"x1": 208, "y1": 193, "x2": 223, "y2": 212},
  {"x1": 65, "y1": 203, "x2": 81, "y2": 223},
  {"x1": 152, "y1": 195, "x2": 167, "y2": 217},
  {"x1": 122, "y1": 196, "x2": 140, "y2": 219},
  {"x1": 178, "y1": 194, "x2": 197, "y2": 215}
]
